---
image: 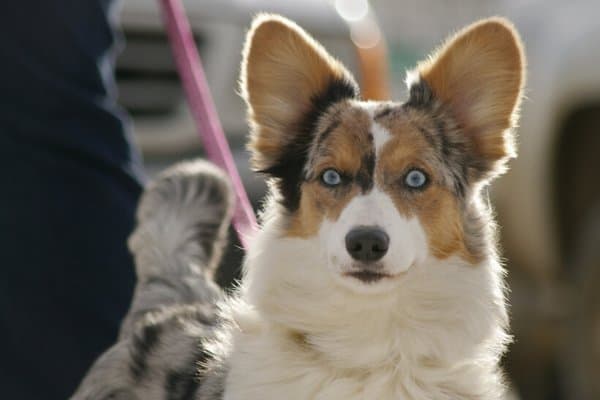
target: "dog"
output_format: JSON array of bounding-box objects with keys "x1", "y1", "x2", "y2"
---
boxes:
[{"x1": 72, "y1": 13, "x2": 525, "y2": 400}]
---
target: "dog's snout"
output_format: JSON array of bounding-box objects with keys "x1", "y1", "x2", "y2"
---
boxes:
[{"x1": 345, "y1": 227, "x2": 389, "y2": 262}]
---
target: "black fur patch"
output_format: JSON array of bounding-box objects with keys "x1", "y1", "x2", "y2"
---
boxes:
[
  {"x1": 165, "y1": 366, "x2": 200, "y2": 400},
  {"x1": 405, "y1": 79, "x2": 434, "y2": 109},
  {"x1": 374, "y1": 106, "x2": 393, "y2": 119},
  {"x1": 129, "y1": 322, "x2": 162, "y2": 381},
  {"x1": 260, "y1": 77, "x2": 359, "y2": 212},
  {"x1": 164, "y1": 347, "x2": 214, "y2": 400},
  {"x1": 356, "y1": 151, "x2": 375, "y2": 193},
  {"x1": 436, "y1": 120, "x2": 452, "y2": 157}
]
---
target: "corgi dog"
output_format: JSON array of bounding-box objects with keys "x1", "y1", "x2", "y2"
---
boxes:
[{"x1": 73, "y1": 14, "x2": 525, "y2": 400}]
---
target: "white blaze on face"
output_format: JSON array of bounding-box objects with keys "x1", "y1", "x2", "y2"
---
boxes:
[
  {"x1": 317, "y1": 107, "x2": 430, "y2": 291},
  {"x1": 358, "y1": 100, "x2": 391, "y2": 153},
  {"x1": 371, "y1": 117, "x2": 391, "y2": 154}
]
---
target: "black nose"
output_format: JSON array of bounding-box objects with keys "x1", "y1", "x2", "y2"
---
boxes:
[{"x1": 345, "y1": 227, "x2": 389, "y2": 262}]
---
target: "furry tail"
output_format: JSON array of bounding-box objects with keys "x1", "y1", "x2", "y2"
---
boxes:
[
  {"x1": 120, "y1": 160, "x2": 234, "y2": 337},
  {"x1": 72, "y1": 161, "x2": 233, "y2": 400},
  {"x1": 72, "y1": 160, "x2": 233, "y2": 399}
]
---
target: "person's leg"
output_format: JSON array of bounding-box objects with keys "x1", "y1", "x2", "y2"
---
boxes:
[{"x1": 0, "y1": 1, "x2": 143, "y2": 398}]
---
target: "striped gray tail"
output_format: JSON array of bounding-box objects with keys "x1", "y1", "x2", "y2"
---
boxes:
[
  {"x1": 120, "y1": 160, "x2": 234, "y2": 337},
  {"x1": 72, "y1": 160, "x2": 234, "y2": 400}
]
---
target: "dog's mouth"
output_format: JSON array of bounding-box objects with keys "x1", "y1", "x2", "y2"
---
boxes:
[
  {"x1": 341, "y1": 262, "x2": 413, "y2": 285},
  {"x1": 344, "y1": 270, "x2": 393, "y2": 283}
]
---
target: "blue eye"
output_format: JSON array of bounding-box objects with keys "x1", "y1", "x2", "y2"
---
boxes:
[
  {"x1": 321, "y1": 169, "x2": 342, "y2": 187},
  {"x1": 404, "y1": 169, "x2": 428, "y2": 189}
]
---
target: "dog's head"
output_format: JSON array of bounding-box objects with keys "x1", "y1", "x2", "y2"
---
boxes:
[{"x1": 240, "y1": 15, "x2": 525, "y2": 295}]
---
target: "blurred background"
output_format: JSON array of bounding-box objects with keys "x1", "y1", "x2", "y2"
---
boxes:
[{"x1": 115, "y1": 0, "x2": 600, "y2": 398}]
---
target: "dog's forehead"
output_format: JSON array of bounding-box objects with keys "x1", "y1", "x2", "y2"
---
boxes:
[{"x1": 311, "y1": 101, "x2": 432, "y2": 166}]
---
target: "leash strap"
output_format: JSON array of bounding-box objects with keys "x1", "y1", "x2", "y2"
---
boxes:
[{"x1": 159, "y1": 0, "x2": 257, "y2": 249}]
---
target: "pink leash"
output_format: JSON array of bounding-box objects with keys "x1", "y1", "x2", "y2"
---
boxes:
[{"x1": 159, "y1": 0, "x2": 257, "y2": 249}]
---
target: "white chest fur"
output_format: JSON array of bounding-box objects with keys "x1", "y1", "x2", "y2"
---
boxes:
[{"x1": 222, "y1": 316, "x2": 506, "y2": 400}]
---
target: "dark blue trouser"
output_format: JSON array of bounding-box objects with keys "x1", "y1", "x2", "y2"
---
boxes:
[{"x1": 0, "y1": 1, "x2": 143, "y2": 398}]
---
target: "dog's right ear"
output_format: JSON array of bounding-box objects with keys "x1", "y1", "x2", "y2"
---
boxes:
[{"x1": 240, "y1": 14, "x2": 359, "y2": 174}]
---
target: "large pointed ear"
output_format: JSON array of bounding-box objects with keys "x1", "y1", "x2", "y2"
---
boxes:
[
  {"x1": 240, "y1": 14, "x2": 359, "y2": 174},
  {"x1": 409, "y1": 17, "x2": 526, "y2": 179}
]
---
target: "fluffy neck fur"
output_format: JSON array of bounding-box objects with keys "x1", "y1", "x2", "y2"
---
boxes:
[{"x1": 219, "y1": 200, "x2": 510, "y2": 400}]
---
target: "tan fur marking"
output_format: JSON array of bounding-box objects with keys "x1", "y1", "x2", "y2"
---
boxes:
[
  {"x1": 413, "y1": 188, "x2": 476, "y2": 263},
  {"x1": 285, "y1": 183, "x2": 361, "y2": 238}
]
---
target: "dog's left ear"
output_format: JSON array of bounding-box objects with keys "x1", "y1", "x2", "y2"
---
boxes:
[
  {"x1": 410, "y1": 18, "x2": 526, "y2": 179},
  {"x1": 240, "y1": 14, "x2": 359, "y2": 174}
]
